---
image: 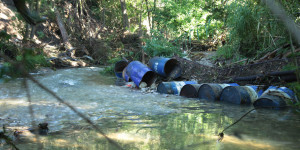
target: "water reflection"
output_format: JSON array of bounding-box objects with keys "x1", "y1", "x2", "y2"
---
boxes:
[{"x1": 0, "y1": 67, "x2": 300, "y2": 150}]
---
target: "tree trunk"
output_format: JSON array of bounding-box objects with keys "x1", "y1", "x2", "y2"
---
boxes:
[
  {"x1": 138, "y1": 2, "x2": 143, "y2": 37},
  {"x1": 145, "y1": 0, "x2": 151, "y2": 34},
  {"x1": 152, "y1": 0, "x2": 156, "y2": 31},
  {"x1": 55, "y1": 9, "x2": 72, "y2": 50},
  {"x1": 120, "y1": 0, "x2": 129, "y2": 31},
  {"x1": 23, "y1": 24, "x2": 30, "y2": 42},
  {"x1": 102, "y1": 8, "x2": 106, "y2": 27},
  {"x1": 30, "y1": 0, "x2": 40, "y2": 39}
]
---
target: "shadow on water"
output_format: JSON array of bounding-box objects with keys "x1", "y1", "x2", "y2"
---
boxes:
[{"x1": 1, "y1": 67, "x2": 300, "y2": 150}]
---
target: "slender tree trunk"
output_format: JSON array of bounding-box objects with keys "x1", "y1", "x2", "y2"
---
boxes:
[
  {"x1": 138, "y1": 2, "x2": 143, "y2": 37},
  {"x1": 55, "y1": 9, "x2": 72, "y2": 50},
  {"x1": 145, "y1": 0, "x2": 151, "y2": 34},
  {"x1": 102, "y1": 8, "x2": 106, "y2": 27},
  {"x1": 120, "y1": 0, "x2": 129, "y2": 31},
  {"x1": 152, "y1": 0, "x2": 156, "y2": 31},
  {"x1": 30, "y1": 0, "x2": 40, "y2": 39},
  {"x1": 23, "y1": 24, "x2": 30, "y2": 42}
]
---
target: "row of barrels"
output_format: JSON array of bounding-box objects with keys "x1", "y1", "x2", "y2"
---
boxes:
[
  {"x1": 158, "y1": 82, "x2": 296, "y2": 109},
  {"x1": 114, "y1": 57, "x2": 297, "y2": 109}
]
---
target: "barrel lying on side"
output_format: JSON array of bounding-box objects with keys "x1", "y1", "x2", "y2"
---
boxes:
[
  {"x1": 149, "y1": 57, "x2": 181, "y2": 79},
  {"x1": 122, "y1": 66, "x2": 131, "y2": 82},
  {"x1": 253, "y1": 86, "x2": 296, "y2": 109},
  {"x1": 157, "y1": 81, "x2": 197, "y2": 95},
  {"x1": 180, "y1": 84, "x2": 203, "y2": 98},
  {"x1": 220, "y1": 86, "x2": 263, "y2": 105},
  {"x1": 114, "y1": 60, "x2": 129, "y2": 78},
  {"x1": 198, "y1": 83, "x2": 239, "y2": 101},
  {"x1": 126, "y1": 61, "x2": 157, "y2": 88}
]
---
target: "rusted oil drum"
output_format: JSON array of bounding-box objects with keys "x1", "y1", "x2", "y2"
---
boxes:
[
  {"x1": 180, "y1": 84, "x2": 202, "y2": 98},
  {"x1": 220, "y1": 86, "x2": 263, "y2": 105},
  {"x1": 114, "y1": 60, "x2": 129, "y2": 78},
  {"x1": 253, "y1": 86, "x2": 296, "y2": 109},
  {"x1": 198, "y1": 83, "x2": 239, "y2": 101},
  {"x1": 122, "y1": 66, "x2": 131, "y2": 82},
  {"x1": 149, "y1": 57, "x2": 181, "y2": 79},
  {"x1": 126, "y1": 61, "x2": 157, "y2": 88},
  {"x1": 157, "y1": 81, "x2": 197, "y2": 95}
]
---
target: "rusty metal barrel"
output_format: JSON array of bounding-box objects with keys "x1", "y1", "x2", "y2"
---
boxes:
[
  {"x1": 114, "y1": 60, "x2": 129, "y2": 78},
  {"x1": 180, "y1": 84, "x2": 202, "y2": 98},
  {"x1": 126, "y1": 61, "x2": 157, "y2": 88},
  {"x1": 149, "y1": 57, "x2": 181, "y2": 79},
  {"x1": 198, "y1": 83, "x2": 239, "y2": 101},
  {"x1": 157, "y1": 81, "x2": 197, "y2": 95},
  {"x1": 220, "y1": 86, "x2": 263, "y2": 105},
  {"x1": 253, "y1": 86, "x2": 296, "y2": 109}
]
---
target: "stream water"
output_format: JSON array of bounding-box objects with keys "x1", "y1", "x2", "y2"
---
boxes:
[{"x1": 0, "y1": 67, "x2": 300, "y2": 150}]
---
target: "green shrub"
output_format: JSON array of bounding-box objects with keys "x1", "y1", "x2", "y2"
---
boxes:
[
  {"x1": 143, "y1": 30, "x2": 183, "y2": 57},
  {"x1": 0, "y1": 31, "x2": 49, "y2": 79},
  {"x1": 217, "y1": 0, "x2": 292, "y2": 59}
]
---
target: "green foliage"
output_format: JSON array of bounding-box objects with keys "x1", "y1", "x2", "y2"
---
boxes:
[
  {"x1": 0, "y1": 31, "x2": 49, "y2": 79},
  {"x1": 282, "y1": 64, "x2": 298, "y2": 71},
  {"x1": 143, "y1": 30, "x2": 183, "y2": 57},
  {"x1": 286, "y1": 82, "x2": 300, "y2": 108},
  {"x1": 217, "y1": 0, "x2": 299, "y2": 59},
  {"x1": 100, "y1": 65, "x2": 115, "y2": 76},
  {"x1": 37, "y1": 31, "x2": 45, "y2": 39}
]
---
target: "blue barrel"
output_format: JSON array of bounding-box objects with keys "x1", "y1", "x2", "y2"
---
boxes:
[
  {"x1": 198, "y1": 83, "x2": 239, "y2": 101},
  {"x1": 157, "y1": 81, "x2": 197, "y2": 95},
  {"x1": 122, "y1": 66, "x2": 131, "y2": 82},
  {"x1": 253, "y1": 86, "x2": 296, "y2": 108},
  {"x1": 149, "y1": 57, "x2": 181, "y2": 78},
  {"x1": 114, "y1": 60, "x2": 129, "y2": 78},
  {"x1": 180, "y1": 84, "x2": 203, "y2": 98},
  {"x1": 220, "y1": 86, "x2": 263, "y2": 105},
  {"x1": 126, "y1": 61, "x2": 157, "y2": 88}
]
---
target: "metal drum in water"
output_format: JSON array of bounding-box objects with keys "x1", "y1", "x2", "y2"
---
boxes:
[
  {"x1": 220, "y1": 86, "x2": 263, "y2": 104},
  {"x1": 126, "y1": 61, "x2": 157, "y2": 88},
  {"x1": 122, "y1": 67, "x2": 131, "y2": 82},
  {"x1": 253, "y1": 86, "x2": 296, "y2": 109},
  {"x1": 198, "y1": 83, "x2": 239, "y2": 101},
  {"x1": 180, "y1": 84, "x2": 202, "y2": 98},
  {"x1": 157, "y1": 81, "x2": 197, "y2": 95},
  {"x1": 114, "y1": 60, "x2": 129, "y2": 78},
  {"x1": 149, "y1": 57, "x2": 181, "y2": 78}
]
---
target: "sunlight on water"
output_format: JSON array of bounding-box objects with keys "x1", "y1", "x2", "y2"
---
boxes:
[{"x1": 1, "y1": 67, "x2": 300, "y2": 150}]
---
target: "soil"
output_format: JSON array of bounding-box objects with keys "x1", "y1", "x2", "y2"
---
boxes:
[{"x1": 174, "y1": 55, "x2": 300, "y2": 86}]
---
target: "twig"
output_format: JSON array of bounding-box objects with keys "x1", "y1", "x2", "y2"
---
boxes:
[
  {"x1": 0, "y1": 53, "x2": 124, "y2": 149},
  {"x1": 0, "y1": 132, "x2": 19, "y2": 150},
  {"x1": 26, "y1": 75, "x2": 124, "y2": 149},
  {"x1": 220, "y1": 108, "x2": 256, "y2": 134}
]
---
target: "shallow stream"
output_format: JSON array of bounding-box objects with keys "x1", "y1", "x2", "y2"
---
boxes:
[{"x1": 0, "y1": 67, "x2": 300, "y2": 150}]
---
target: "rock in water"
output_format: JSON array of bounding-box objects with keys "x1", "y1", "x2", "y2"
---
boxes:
[
  {"x1": 28, "y1": 123, "x2": 49, "y2": 135},
  {"x1": 139, "y1": 82, "x2": 147, "y2": 88}
]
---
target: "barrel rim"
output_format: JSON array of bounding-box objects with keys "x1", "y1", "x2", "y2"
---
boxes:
[
  {"x1": 114, "y1": 60, "x2": 129, "y2": 72},
  {"x1": 164, "y1": 58, "x2": 181, "y2": 77},
  {"x1": 141, "y1": 71, "x2": 157, "y2": 87},
  {"x1": 180, "y1": 84, "x2": 198, "y2": 98}
]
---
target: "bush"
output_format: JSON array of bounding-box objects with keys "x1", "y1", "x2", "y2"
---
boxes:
[
  {"x1": 0, "y1": 31, "x2": 49, "y2": 78},
  {"x1": 143, "y1": 30, "x2": 183, "y2": 57},
  {"x1": 217, "y1": 0, "x2": 292, "y2": 59}
]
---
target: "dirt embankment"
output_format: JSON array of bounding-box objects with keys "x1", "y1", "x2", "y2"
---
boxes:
[{"x1": 175, "y1": 56, "x2": 300, "y2": 86}]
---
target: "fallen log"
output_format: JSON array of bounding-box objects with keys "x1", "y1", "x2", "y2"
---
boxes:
[{"x1": 223, "y1": 70, "x2": 298, "y2": 83}]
